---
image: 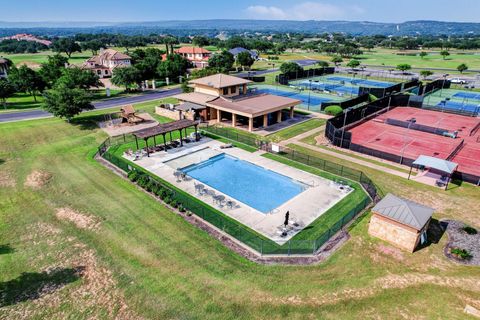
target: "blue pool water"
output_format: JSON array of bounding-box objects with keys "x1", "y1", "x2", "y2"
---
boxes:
[{"x1": 181, "y1": 154, "x2": 305, "y2": 213}]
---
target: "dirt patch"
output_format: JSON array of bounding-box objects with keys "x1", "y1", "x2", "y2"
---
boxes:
[
  {"x1": 314, "y1": 133, "x2": 329, "y2": 145},
  {"x1": 0, "y1": 171, "x2": 15, "y2": 187},
  {"x1": 16, "y1": 61, "x2": 41, "y2": 70},
  {"x1": 24, "y1": 170, "x2": 52, "y2": 189},
  {"x1": 376, "y1": 244, "x2": 405, "y2": 261},
  {"x1": 55, "y1": 208, "x2": 100, "y2": 230}
]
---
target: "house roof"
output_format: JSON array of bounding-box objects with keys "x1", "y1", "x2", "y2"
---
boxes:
[
  {"x1": 413, "y1": 155, "x2": 458, "y2": 174},
  {"x1": 372, "y1": 193, "x2": 434, "y2": 230},
  {"x1": 175, "y1": 102, "x2": 206, "y2": 111},
  {"x1": 228, "y1": 47, "x2": 257, "y2": 57},
  {"x1": 100, "y1": 49, "x2": 131, "y2": 60},
  {"x1": 207, "y1": 94, "x2": 300, "y2": 117},
  {"x1": 175, "y1": 47, "x2": 211, "y2": 54},
  {"x1": 189, "y1": 74, "x2": 252, "y2": 89},
  {"x1": 132, "y1": 119, "x2": 198, "y2": 139},
  {"x1": 173, "y1": 92, "x2": 217, "y2": 105}
]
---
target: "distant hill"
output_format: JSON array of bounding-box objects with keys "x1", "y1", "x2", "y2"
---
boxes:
[{"x1": 0, "y1": 20, "x2": 479, "y2": 36}]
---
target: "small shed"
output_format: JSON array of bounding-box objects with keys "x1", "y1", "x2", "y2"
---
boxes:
[{"x1": 368, "y1": 193, "x2": 434, "y2": 252}]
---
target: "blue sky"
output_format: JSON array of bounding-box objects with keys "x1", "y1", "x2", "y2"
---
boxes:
[{"x1": 2, "y1": 0, "x2": 479, "y2": 23}]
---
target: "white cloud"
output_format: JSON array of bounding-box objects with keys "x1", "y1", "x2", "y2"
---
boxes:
[{"x1": 245, "y1": 2, "x2": 365, "y2": 20}]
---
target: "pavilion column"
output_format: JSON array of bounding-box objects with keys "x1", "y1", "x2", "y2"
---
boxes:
[
  {"x1": 163, "y1": 134, "x2": 167, "y2": 152},
  {"x1": 216, "y1": 109, "x2": 221, "y2": 123},
  {"x1": 243, "y1": 84, "x2": 247, "y2": 94},
  {"x1": 145, "y1": 138, "x2": 149, "y2": 157},
  {"x1": 263, "y1": 114, "x2": 268, "y2": 127},
  {"x1": 277, "y1": 111, "x2": 283, "y2": 123},
  {"x1": 232, "y1": 113, "x2": 237, "y2": 128},
  {"x1": 248, "y1": 117, "x2": 254, "y2": 132},
  {"x1": 289, "y1": 106, "x2": 295, "y2": 118},
  {"x1": 179, "y1": 129, "x2": 183, "y2": 146}
]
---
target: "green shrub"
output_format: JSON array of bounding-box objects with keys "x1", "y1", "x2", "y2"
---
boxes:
[
  {"x1": 451, "y1": 248, "x2": 472, "y2": 260},
  {"x1": 324, "y1": 105, "x2": 343, "y2": 116},
  {"x1": 127, "y1": 171, "x2": 139, "y2": 182},
  {"x1": 462, "y1": 226, "x2": 477, "y2": 235},
  {"x1": 137, "y1": 175, "x2": 150, "y2": 188}
]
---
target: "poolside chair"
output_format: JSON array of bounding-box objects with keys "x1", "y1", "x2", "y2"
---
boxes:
[{"x1": 226, "y1": 200, "x2": 236, "y2": 209}]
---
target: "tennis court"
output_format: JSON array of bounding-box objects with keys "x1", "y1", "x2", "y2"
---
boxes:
[
  {"x1": 348, "y1": 107, "x2": 480, "y2": 178},
  {"x1": 423, "y1": 88, "x2": 480, "y2": 115},
  {"x1": 326, "y1": 76, "x2": 393, "y2": 88},
  {"x1": 251, "y1": 85, "x2": 344, "y2": 112}
]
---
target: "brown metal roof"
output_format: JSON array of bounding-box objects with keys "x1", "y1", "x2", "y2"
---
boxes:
[
  {"x1": 207, "y1": 94, "x2": 301, "y2": 117},
  {"x1": 189, "y1": 74, "x2": 252, "y2": 89},
  {"x1": 132, "y1": 119, "x2": 198, "y2": 139},
  {"x1": 173, "y1": 92, "x2": 217, "y2": 105}
]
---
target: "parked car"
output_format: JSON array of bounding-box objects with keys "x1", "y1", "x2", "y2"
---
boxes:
[{"x1": 449, "y1": 77, "x2": 468, "y2": 84}]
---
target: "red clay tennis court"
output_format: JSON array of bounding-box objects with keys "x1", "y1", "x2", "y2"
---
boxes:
[{"x1": 349, "y1": 107, "x2": 480, "y2": 178}]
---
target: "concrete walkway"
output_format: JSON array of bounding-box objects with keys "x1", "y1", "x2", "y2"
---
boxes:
[{"x1": 278, "y1": 126, "x2": 411, "y2": 179}]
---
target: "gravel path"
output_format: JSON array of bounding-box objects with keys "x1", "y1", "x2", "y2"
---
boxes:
[{"x1": 443, "y1": 219, "x2": 480, "y2": 266}]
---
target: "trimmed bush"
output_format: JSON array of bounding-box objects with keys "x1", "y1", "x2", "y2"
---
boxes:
[
  {"x1": 128, "y1": 171, "x2": 139, "y2": 182},
  {"x1": 324, "y1": 105, "x2": 343, "y2": 116},
  {"x1": 451, "y1": 248, "x2": 472, "y2": 260},
  {"x1": 462, "y1": 226, "x2": 477, "y2": 235}
]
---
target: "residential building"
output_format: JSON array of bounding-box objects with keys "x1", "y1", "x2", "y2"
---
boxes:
[
  {"x1": 0, "y1": 58, "x2": 8, "y2": 78},
  {"x1": 228, "y1": 47, "x2": 258, "y2": 60},
  {"x1": 0, "y1": 33, "x2": 52, "y2": 46},
  {"x1": 368, "y1": 193, "x2": 434, "y2": 252},
  {"x1": 173, "y1": 47, "x2": 212, "y2": 68},
  {"x1": 172, "y1": 74, "x2": 300, "y2": 132},
  {"x1": 82, "y1": 49, "x2": 131, "y2": 78}
]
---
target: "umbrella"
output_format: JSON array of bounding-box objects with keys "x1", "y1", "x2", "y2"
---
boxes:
[{"x1": 284, "y1": 211, "x2": 290, "y2": 227}]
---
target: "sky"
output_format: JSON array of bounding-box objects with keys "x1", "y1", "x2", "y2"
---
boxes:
[{"x1": 1, "y1": 0, "x2": 479, "y2": 23}]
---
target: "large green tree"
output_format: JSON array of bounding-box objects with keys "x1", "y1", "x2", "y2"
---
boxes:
[
  {"x1": 112, "y1": 66, "x2": 142, "y2": 91},
  {"x1": 236, "y1": 51, "x2": 255, "y2": 70},
  {"x1": 396, "y1": 63, "x2": 412, "y2": 73},
  {"x1": 52, "y1": 38, "x2": 82, "y2": 58},
  {"x1": 81, "y1": 39, "x2": 105, "y2": 55},
  {"x1": 420, "y1": 70, "x2": 434, "y2": 79},
  {"x1": 208, "y1": 51, "x2": 235, "y2": 73},
  {"x1": 331, "y1": 55, "x2": 343, "y2": 66},
  {"x1": 347, "y1": 59, "x2": 361, "y2": 69},
  {"x1": 440, "y1": 50, "x2": 450, "y2": 60},
  {"x1": 43, "y1": 84, "x2": 94, "y2": 121},
  {"x1": 39, "y1": 54, "x2": 69, "y2": 87},
  {"x1": 0, "y1": 78, "x2": 16, "y2": 109},
  {"x1": 457, "y1": 63, "x2": 468, "y2": 73},
  {"x1": 279, "y1": 62, "x2": 303, "y2": 74},
  {"x1": 157, "y1": 54, "x2": 190, "y2": 82},
  {"x1": 56, "y1": 67, "x2": 102, "y2": 90},
  {"x1": 9, "y1": 65, "x2": 46, "y2": 102}
]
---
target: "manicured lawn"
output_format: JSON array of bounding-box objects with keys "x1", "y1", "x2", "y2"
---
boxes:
[
  {"x1": 1, "y1": 93, "x2": 44, "y2": 111},
  {"x1": 0, "y1": 100, "x2": 479, "y2": 318},
  {"x1": 267, "y1": 118, "x2": 326, "y2": 142}
]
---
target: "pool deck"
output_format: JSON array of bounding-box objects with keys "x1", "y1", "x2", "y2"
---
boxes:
[{"x1": 127, "y1": 139, "x2": 352, "y2": 244}]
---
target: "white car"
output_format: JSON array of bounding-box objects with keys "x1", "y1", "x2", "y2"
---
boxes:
[{"x1": 449, "y1": 77, "x2": 468, "y2": 84}]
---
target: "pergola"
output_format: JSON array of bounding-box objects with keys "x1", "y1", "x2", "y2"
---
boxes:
[
  {"x1": 408, "y1": 155, "x2": 458, "y2": 190},
  {"x1": 132, "y1": 119, "x2": 199, "y2": 157}
]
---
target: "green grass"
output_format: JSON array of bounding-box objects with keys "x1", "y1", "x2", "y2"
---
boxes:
[
  {"x1": 0, "y1": 98, "x2": 480, "y2": 318},
  {"x1": 267, "y1": 118, "x2": 326, "y2": 142}
]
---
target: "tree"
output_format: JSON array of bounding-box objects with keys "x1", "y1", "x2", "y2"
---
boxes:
[
  {"x1": 0, "y1": 78, "x2": 16, "y2": 109},
  {"x1": 208, "y1": 51, "x2": 235, "y2": 73},
  {"x1": 316, "y1": 60, "x2": 329, "y2": 68},
  {"x1": 419, "y1": 51, "x2": 428, "y2": 59},
  {"x1": 157, "y1": 54, "x2": 190, "y2": 81},
  {"x1": 396, "y1": 64, "x2": 412, "y2": 73},
  {"x1": 192, "y1": 36, "x2": 209, "y2": 48},
  {"x1": 9, "y1": 65, "x2": 46, "y2": 102},
  {"x1": 56, "y1": 67, "x2": 102, "y2": 90},
  {"x1": 279, "y1": 62, "x2": 303, "y2": 75},
  {"x1": 420, "y1": 70, "x2": 434, "y2": 79},
  {"x1": 225, "y1": 36, "x2": 246, "y2": 50},
  {"x1": 81, "y1": 39, "x2": 104, "y2": 55},
  {"x1": 52, "y1": 38, "x2": 82, "y2": 58},
  {"x1": 457, "y1": 63, "x2": 468, "y2": 73},
  {"x1": 440, "y1": 50, "x2": 450, "y2": 60},
  {"x1": 112, "y1": 66, "x2": 142, "y2": 91},
  {"x1": 39, "y1": 54, "x2": 69, "y2": 87},
  {"x1": 43, "y1": 84, "x2": 94, "y2": 121},
  {"x1": 236, "y1": 51, "x2": 254, "y2": 70},
  {"x1": 324, "y1": 105, "x2": 343, "y2": 116},
  {"x1": 346, "y1": 59, "x2": 361, "y2": 69},
  {"x1": 331, "y1": 55, "x2": 343, "y2": 66}
]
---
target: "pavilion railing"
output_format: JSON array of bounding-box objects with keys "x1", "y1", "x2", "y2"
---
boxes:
[{"x1": 97, "y1": 137, "x2": 372, "y2": 256}]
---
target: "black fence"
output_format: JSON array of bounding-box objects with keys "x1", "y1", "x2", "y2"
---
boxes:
[
  {"x1": 419, "y1": 79, "x2": 451, "y2": 96},
  {"x1": 97, "y1": 136, "x2": 373, "y2": 256},
  {"x1": 358, "y1": 82, "x2": 403, "y2": 98},
  {"x1": 277, "y1": 67, "x2": 335, "y2": 85},
  {"x1": 321, "y1": 94, "x2": 370, "y2": 111}
]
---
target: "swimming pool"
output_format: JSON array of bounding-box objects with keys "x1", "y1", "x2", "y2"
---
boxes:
[{"x1": 181, "y1": 154, "x2": 306, "y2": 213}]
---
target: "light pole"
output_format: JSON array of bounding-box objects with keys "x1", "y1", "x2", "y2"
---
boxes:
[
  {"x1": 340, "y1": 107, "x2": 353, "y2": 148},
  {"x1": 400, "y1": 118, "x2": 416, "y2": 164}
]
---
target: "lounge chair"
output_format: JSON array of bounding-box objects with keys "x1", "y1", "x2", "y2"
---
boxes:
[{"x1": 220, "y1": 143, "x2": 233, "y2": 149}]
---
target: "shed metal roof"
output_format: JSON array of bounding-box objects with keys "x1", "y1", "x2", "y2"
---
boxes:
[{"x1": 372, "y1": 193, "x2": 434, "y2": 230}]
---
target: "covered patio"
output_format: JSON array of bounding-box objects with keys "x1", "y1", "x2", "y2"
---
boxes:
[
  {"x1": 132, "y1": 119, "x2": 199, "y2": 157},
  {"x1": 408, "y1": 155, "x2": 458, "y2": 190}
]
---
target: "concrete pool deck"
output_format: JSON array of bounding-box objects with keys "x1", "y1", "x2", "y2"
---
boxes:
[{"x1": 126, "y1": 139, "x2": 352, "y2": 244}]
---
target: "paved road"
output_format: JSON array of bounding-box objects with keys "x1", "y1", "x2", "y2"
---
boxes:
[{"x1": 0, "y1": 87, "x2": 182, "y2": 123}]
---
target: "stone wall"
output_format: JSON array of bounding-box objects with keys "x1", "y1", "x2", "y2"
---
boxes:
[
  {"x1": 368, "y1": 214, "x2": 420, "y2": 252},
  {"x1": 155, "y1": 106, "x2": 194, "y2": 121}
]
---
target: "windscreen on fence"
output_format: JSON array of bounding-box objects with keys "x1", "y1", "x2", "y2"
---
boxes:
[
  {"x1": 418, "y1": 79, "x2": 451, "y2": 95},
  {"x1": 321, "y1": 94, "x2": 370, "y2": 111},
  {"x1": 276, "y1": 67, "x2": 335, "y2": 85}
]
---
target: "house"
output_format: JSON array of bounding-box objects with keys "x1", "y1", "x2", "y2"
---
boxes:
[
  {"x1": 172, "y1": 74, "x2": 300, "y2": 132},
  {"x1": 228, "y1": 47, "x2": 258, "y2": 60},
  {"x1": 173, "y1": 47, "x2": 211, "y2": 68},
  {"x1": 0, "y1": 58, "x2": 8, "y2": 78},
  {"x1": 82, "y1": 49, "x2": 131, "y2": 78},
  {"x1": 0, "y1": 33, "x2": 52, "y2": 46},
  {"x1": 368, "y1": 193, "x2": 434, "y2": 252}
]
